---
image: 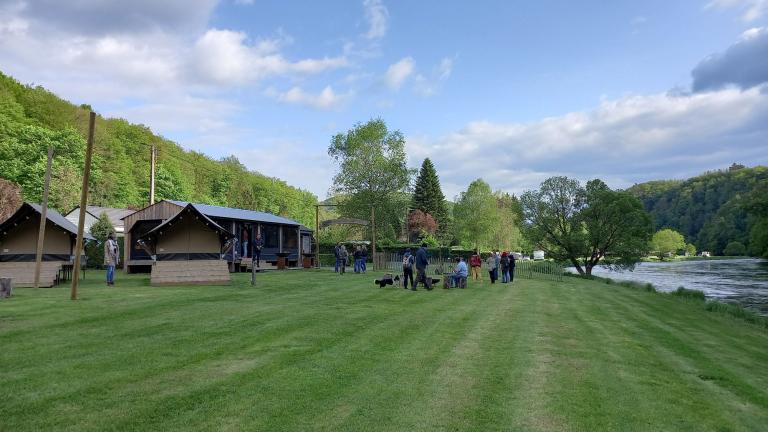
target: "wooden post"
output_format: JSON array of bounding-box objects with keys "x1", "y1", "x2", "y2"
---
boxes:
[
  {"x1": 315, "y1": 205, "x2": 319, "y2": 268},
  {"x1": 371, "y1": 206, "x2": 376, "y2": 271},
  {"x1": 71, "y1": 112, "x2": 96, "y2": 300},
  {"x1": 34, "y1": 146, "x2": 54, "y2": 288},
  {"x1": 149, "y1": 143, "x2": 156, "y2": 205}
]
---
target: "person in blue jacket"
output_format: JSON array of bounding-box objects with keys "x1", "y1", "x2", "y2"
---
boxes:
[{"x1": 415, "y1": 243, "x2": 432, "y2": 290}]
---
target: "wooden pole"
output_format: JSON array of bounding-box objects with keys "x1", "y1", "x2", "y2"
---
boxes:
[
  {"x1": 149, "y1": 143, "x2": 156, "y2": 205},
  {"x1": 71, "y1": 112, "x2": 96, "y2": 300},
  {"x1": 371, "y1": 206, "x2": 376, "y2": 271},
  {"x1": 33, "y1": 146, "x2": 54, "y2": 289},
  {"x1": 315, "y1": 205, "x2": 320, "y2": 268}
]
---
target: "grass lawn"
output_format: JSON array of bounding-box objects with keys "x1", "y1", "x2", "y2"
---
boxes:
[{"x1": 1, "y1": 269, "x2": 767, "y2": 431}]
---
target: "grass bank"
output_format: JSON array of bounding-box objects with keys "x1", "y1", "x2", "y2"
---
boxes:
[{"x1": 1, "y1": 270, "x2": 767, "y2": 431}]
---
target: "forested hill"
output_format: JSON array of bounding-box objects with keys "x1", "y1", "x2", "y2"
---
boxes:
[
  {"x1": 627, "y1": 165, "x2": 768, "y2": 255},
  {"x1": 0, "y1": 72, "x2": 317, "y2": 227}
]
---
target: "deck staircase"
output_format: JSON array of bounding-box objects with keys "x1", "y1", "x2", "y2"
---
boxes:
[
  {"x1": 0, "y1": 262, "x2": 63, "y2": 287},
  {"x1": 150, "y1": 260, "x2": 230, "y2": 286}
]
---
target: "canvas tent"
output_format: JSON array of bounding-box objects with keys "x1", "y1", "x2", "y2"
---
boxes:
[
  {"x1": 65, "y1": 206, "x2": 134, "y2": 237},
  {"x1": 137, "y1": 203, "x2": 233, "y2": 285},
  {"x1": 0, "y1": 202, "x2": 94, "y2": 287},
  {"x1": 123, "y1": 199, "x2": 313, "y2": 272}
]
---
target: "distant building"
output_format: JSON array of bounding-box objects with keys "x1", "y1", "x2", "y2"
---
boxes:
[
  {"x1": 65, "y1": 206, "x2": 134, "y2": 237},
  {"x1": 533, "y1": 250, "x2": 545, "y2": 260},
  {"x1": 700, "y1": 251, "x2": 711, "y2": 257}
]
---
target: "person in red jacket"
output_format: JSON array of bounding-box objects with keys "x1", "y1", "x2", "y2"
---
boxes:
[{"x1": 469, "y1": 251, "x2": 482, "y2": 281}]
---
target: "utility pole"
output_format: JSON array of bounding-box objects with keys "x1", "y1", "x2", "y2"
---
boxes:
[
  {"x1": 33, "y1": 146, "x2": 54, "y2": 289},
  {"x1": 371, "y1": 206, "x2": 376, "y2": 271},
  {"x1": 71, "y1": 111, "x2": 96, "y2": 300},
  {"x1": 149, "y1": 143, "x2": 156, "y2": 205}
]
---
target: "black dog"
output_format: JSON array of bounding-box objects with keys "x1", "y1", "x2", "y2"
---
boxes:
[{"x1": 374, "y1": 274, "x2": 398, "y2": 288}]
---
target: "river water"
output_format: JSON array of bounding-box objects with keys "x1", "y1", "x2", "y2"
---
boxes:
[{"x1": 576, "y1": 259, "x2": 768, "y2": 316}]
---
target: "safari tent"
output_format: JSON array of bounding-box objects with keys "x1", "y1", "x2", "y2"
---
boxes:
[
  {"x1": 65, "y1": 206, "x2": 134, "y2": 237},
  {"x1": 123, "y1": 199, "x2": 313, "y2": 273},
  {"x1": 136, "y1": 203, "x2": 233, "y2": 285},
  {"x1": 0, "y1": 202, "x2": 94, "y2": 287}
]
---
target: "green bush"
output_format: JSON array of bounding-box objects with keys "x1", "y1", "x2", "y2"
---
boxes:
[{"x1": 723, "y1": 241, "x2": 747, "y2": 256}]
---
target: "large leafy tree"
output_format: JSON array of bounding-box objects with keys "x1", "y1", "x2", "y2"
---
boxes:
[
  {"x1": 453, "y1": 179, "x2": 499, "y2": 251},
  {"x1": 328, "y1": 119, "x2": 412, "y2": 241},
  {"x1": 492, "y1": 191, "x2": 525, "y2": 252},
  {"x1": 411, "y1": 158, "x2": 449, "y2": 232},
  {"x1": 521, "y1": 177, "x2": 652, "y2": 275},
  {"x1": 651, "y1": 229, "x2": 686, "y2": 259}
]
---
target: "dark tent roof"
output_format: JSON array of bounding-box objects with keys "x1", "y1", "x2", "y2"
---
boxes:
[
  {"x1": 167, "y1": 200, "x2": 307, "y2": 228},
  {"x1": 0, "y1": 203, "x2": 95, "y2": 240},
  {"x1": 138, "y1": 204, "x2": 233, "y2": 242}
]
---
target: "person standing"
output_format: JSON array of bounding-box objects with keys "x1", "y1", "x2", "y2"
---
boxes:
[
  {"x1": 334, "y1": 243, "x2": 342, "y2": 273},
  {"x1": 104, "y1": 233, "x2": 119, "y2": 286},
  {"x1": 509, "y1": 252, "x2": 517, "y2": 283},
  {"x1": 500, "y1": 252, "x2": 510, "y2": 283},
  {"x1": 241, "y1": 228, "x2": 249, "y2": 259},
  {"x1": 469, "y1": 251, "x2": 482, "y2": 281},
  {"x1": 339, "y1": 245, "x2": 349, "y2": 275},
  {"x1": 402, "y1": 248, "x2": 415, "y2": 290},
  {"x1": 415, "y1": 243, "x2": 432, "y2": 290},
  {"x1": 486, "y1": 253, "x2": 497, "y2": 283},
  {"x1": 254, "y1": 232, "x2": 264, "y2": 268},
  {"x1": 353, "y1": 246, "x2": 361, "y2": 273},
  {"x1": 361, "y1": 245, "x2": 368, "y2": 273},
  {"x1": 494, "y1": 250, "x2": 501, "y2": 282}
]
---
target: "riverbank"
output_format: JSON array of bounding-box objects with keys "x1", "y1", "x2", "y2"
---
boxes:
[
  {"x1": 641, "y1": 255, "x2": 747, "y2": 262},
  {"x1": 2, "y1": 271, "x2": 767, "y2": 430}
]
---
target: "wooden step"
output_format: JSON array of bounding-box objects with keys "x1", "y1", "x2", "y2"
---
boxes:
[
  {"x1": 0, "y1": 262, "x2": 63, "y2": 287},
  {"x1": 150, "y1": 260, "x2": 231, "y2": 286}
]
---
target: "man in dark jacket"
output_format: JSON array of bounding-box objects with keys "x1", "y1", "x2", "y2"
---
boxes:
[
  {"x1": 415, "y1": 243, "x2": 432, "y2": 290},
  {"x1": 254, "y1": 233, "x2": 264, "y2": 267}
]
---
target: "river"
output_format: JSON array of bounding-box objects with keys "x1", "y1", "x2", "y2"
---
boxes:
[{"x1": 575, "y1": 258, "x2": 768, "y2": 316}]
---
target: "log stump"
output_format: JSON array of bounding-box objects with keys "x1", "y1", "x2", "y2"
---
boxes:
[{"x1": 0, "y1": 278, "x2": 12, "y2": 299}]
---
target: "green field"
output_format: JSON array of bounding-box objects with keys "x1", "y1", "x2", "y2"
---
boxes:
[{"x1": 1, "y1": 270, "x2": 767, "y2": 431}]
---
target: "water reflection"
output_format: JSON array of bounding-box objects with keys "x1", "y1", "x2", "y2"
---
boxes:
[{"x1": 572, "y1": 259, "x2": 768, "y2": 315}]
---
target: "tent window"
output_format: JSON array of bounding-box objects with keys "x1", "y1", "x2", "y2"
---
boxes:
[
  {"x1": 283, "y1": 228, "x2": 298, "y2": 249},
  {"x1": 263, "y1": 225, "x2": 279, "y2": 248}
]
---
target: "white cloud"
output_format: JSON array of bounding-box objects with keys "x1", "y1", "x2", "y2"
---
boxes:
[
  {"x1": 191, "y1": 29, "x2": 348, "y2": 85},
  {"x1": 384, "y1": 57, "x2": 415, "y2": 90},
  {"x1": 267, "y1": 86, "x2": 349, "y2": 110},
  {"x1": 409, "y1": 87, "x2": 768, "y2": 198},
  {"x1": 363, "y1": 0, "x2": 389, "y2": 40},
  {"x1": 707, "y1": 0, "x2": 768, "y2": 21},
  {"x1": 414, "y1": 56, "x2": 455, "y2": 96}
]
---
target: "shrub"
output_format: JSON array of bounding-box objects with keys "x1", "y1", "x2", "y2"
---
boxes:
[
  {"x1": 723, "y1": 241, "x2": 747, "y2": 256},
  {"x1": 671, "y1": 287, "x2": 706, "y2": 301}
]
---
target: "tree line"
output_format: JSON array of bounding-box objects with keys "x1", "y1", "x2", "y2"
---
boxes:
[
  {"x1": 628, "y1": 164, "x2": 768, "y2": 257},
  {"x1": 0, "y1": 71, "x2": 317, "y2": 227}
]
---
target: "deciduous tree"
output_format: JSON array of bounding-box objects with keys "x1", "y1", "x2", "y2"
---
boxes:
[{"x1": 521, "y1": 177, "x2": 652, "y2": 275}]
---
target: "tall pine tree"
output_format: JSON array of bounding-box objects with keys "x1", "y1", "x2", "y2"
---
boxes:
[{"x1": 411, "y1": 158, "x2": 449, "y2": 232}]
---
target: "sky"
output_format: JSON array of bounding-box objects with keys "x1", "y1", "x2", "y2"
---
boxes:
[{"x1": 1, "y1": 0, "x2": 767, "y2": 200}]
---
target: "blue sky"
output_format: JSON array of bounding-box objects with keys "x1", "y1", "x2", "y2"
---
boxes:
[{"x1": 1, "y1": 0, "x2": 767, "y2": 199}]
